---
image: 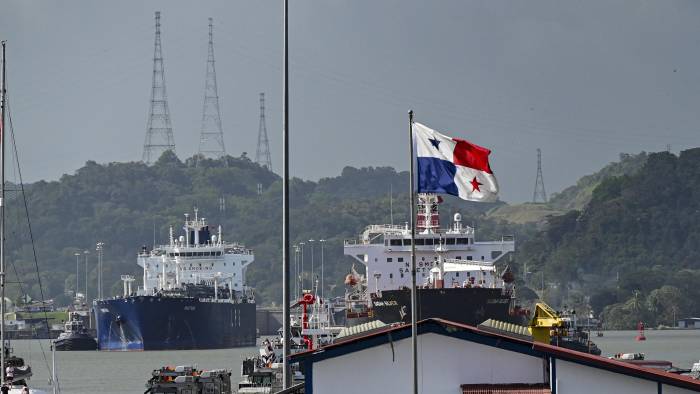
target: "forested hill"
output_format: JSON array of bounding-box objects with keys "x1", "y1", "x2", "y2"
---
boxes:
[
  {"x1": 519, "y1": 149, "x2": 700, "y2": 328},
  {"x1": 8, "y1": 151, "x2": 514, "y2": 306}
]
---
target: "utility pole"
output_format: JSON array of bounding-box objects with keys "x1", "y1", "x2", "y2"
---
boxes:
[
  {"x1": 320, "y1": 239, "x2": 325, "y2": 300},
  {"x1": 84, "y1": 250, "x2": 89, "y2": 304},
  {"x1": 74, "y1": 252, "x2": 81, "y2": 297},
  {"x1": 96, "y1": 242, "x2": 104, "y2": 299},
  {"x1": 308, "y1": 239, "x2": 315, "y2": 287},
  {"x1": 299, "y1": 242, "x2": 305, "y2": 290},
  {"x1": 142, "y1": 11, "x2": 176, "y2": 163},
  {"x1": 197, "y1": 17, "x2": 226, "y2": 163}
]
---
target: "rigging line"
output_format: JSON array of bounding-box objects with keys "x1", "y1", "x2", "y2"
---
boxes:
[{"x1": 5, "y1": 93, "x2": 54, "y2": 380}]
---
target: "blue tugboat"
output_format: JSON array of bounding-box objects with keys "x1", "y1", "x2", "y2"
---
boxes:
[{"x1": 94, "y1": 210, "x2": 256, "y2": 351}]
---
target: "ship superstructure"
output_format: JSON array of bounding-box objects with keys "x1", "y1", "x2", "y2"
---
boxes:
[
  {"x1": 137, "y1": 209, "x2": 253, "y2": 296},
  {"x1": 94, "y1": 210, "x2": 256, "y2": 351},
  {"x1": 344, "y1": 194, "x2": 514, "y2": 295}
]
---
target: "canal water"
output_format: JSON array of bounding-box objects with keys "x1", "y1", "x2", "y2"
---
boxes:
[{"x1": 8, "y1": 330, "x2": 700, "y2": 393}]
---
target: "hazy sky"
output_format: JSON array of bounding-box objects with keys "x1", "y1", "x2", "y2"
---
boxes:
[{"x1": 1, "y1": 1, "x2": 699, "y2": 202}]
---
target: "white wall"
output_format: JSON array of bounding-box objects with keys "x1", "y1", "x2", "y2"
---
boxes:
[
  {"x1": 312, "y1": 333, "x2": 545, "y2": 394},
  {"x1": 557, "y1": 359, "x2": 675, "y2": 394}
]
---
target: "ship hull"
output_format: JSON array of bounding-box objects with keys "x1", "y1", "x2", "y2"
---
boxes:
[
  {"x1": 94, "y1": 296, "x2": 256, "y2": 351},
  {"x1": 371, "y1": 287, "x2": 520, "y2": 326}
]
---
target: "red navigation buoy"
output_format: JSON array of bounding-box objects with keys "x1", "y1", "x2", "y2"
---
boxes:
[{"x1": 635, "y1": 321, "x2": 646, "y2": 341}]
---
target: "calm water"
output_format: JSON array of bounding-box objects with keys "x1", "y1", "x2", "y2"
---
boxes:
[
  {"x1": 8, "y1": 330, "x2": 700, "y2": 393},
  {"x1": 9, "y1": 340, "x2": 259, "y2": 394}
]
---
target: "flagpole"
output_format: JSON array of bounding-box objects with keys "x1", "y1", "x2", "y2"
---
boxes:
[
  {"x1": 408, "y1": 110, "x2": 418, "y2": 394},
  {"x1": 282, "y1": 0, "x2": 291, "y2": 388}
]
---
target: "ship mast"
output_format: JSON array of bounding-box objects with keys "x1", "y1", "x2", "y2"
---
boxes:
[{"x1": 0, "y1": 40, "x2": 7, "y2": 383}]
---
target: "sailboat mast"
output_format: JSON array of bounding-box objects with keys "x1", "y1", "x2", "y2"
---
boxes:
[{"x1": 0, "y1": 40, "x2": 7, "y2": 383}]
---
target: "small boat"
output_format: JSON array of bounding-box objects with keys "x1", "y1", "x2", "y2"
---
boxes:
[
  {"x1": 54, "y1": 312, "x2": 97, "y2": 351},
  {"x1": 687, "y1": 360, "x2": 700, "y2": 379},
  {"x1": 237, "y1": 290, "x2": 339, "y2": 393},
  {"x1": 610, "y1": 353, "x2": 682, "y2": 372},
  {"x1": 144, "y1": 365, "x2": 232, "y2": 394}
]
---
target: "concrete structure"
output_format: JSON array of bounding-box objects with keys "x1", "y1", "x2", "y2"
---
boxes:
[
  {"x1": 678, "y1": 318, "x2": 700, "y2": 329},
  {"x1": 291, "y1": 319, "x2": 700, "y2": 394}
]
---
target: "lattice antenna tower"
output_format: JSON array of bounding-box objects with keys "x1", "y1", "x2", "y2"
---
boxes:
[
  {"x1": 143, "y1": 11, "x2": 176, "y2": 164},
  {"x1": 256, "y1": 92, "x2": 272, "y2": 170},
  {"x1": 533, "y1": 148, "x2": 547, "y2": 203},
  {"x1": 197, "y1": 17, "x2": 226, "y2": 164}
]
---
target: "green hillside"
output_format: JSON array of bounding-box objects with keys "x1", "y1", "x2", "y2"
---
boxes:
[
  {"x1": 518, "y1": 149, "x2": 700, "y2": 328},
  {"x1": 486, "y1": 152, "x2": 648, "y2": 225}
]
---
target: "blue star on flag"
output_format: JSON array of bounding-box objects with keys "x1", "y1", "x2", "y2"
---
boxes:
[{"x1": 429, "y1": 137, "x2": 440, "y2": 150}]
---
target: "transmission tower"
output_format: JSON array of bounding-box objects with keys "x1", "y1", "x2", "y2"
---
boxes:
[
  {"x1": 533, "y1": 148, "x2": 547, "y2": 203},
  {"x1": 255, "y1": 92, "x2": 272, "y2": 170},
  {"x1": 197, "y1": 17, "x2": 226, "y2": 164},
  {"x1": 143, "y1": 11, "x2": 176, "y2": 164}
]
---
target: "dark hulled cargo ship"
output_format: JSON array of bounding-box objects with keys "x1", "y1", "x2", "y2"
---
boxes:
[
  {"x1": 94, "y1": 210, "x2": 256, "y2": 351},
  {"x1": 344, "y1": 193, "x2": 523, "y2": 326}
]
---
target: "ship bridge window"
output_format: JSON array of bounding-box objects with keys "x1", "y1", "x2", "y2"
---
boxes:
[
  {"x1": 390, "y1": 239, "x2": 402, "y2": 246},
  {"x1": 456, "y1": 238, "x2": 469, "y2": 245},
  {"x1": 425, "y1": 239, "x2": 434, "y2": 245},
  {"x1": 403, "y1": 239, "x2": 411, "y2": 246},
  {"x1": 415, "y1": 239, "x2": 425, "y2": 246},
  {"x1": 386, "y1": 258, "x2": 393, "y2": 262},
  {"x1": 446, "y1": 238, "x2": 456, "y2": 245},
  {"x1": 467, "y1": 256, "x2": 472, "y2": 260},
  {"x1": 456, "y1": 256, "x2": 461, "y2": 260},
  {"x1": 491, "y1": 251, "x2": 502, "y2": 259}
]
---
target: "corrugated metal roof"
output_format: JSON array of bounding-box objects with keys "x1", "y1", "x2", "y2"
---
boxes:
[
  {"x1": 335, "y1": 320, "x2": 388, "y2": 341},
  {"x1": 478, "y1": 319, "x2": 532, "y2": 340}
]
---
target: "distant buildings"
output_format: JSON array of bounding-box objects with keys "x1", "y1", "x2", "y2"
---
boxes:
[{"x1": 678, "y1": 318, "x2": 700, "y2": 329}]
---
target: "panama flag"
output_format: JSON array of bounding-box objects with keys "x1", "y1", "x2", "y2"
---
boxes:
[{"x1": 413, "y1": 122, "x2": 498, "y2": 202}]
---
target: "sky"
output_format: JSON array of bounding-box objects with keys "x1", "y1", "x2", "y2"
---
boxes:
[{"x1": 1, "y1": 1, "x2": 699, "y2": 203}]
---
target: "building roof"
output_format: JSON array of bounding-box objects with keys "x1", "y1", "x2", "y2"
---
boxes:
[{"x1": 291, "y1": 318, "x2": 700, "y2": 392}]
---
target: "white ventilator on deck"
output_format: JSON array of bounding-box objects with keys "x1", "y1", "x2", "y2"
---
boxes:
[{"x1": 121, "y1": 275, "x2": 135, "y2": 297}]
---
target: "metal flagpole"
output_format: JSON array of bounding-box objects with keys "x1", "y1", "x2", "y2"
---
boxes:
[
  {"x1": 282, "y1": 0, "x2": 291, "y2": 388},
  {"x1": 408, "y1": 110, "x2": 418, "y2": 394},
  {"x1": 0, "y1": 40, "x2": 6, "y2": 387}
]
